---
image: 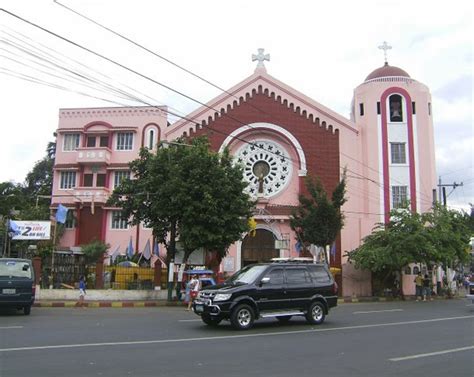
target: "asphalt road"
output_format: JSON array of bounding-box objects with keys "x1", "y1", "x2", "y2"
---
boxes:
[{"x1": 0, "y1": 300, "x2": 473, "y2": 377}]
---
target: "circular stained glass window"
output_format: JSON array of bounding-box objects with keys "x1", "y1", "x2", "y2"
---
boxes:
[{"x1": 235, "y1": 140, "x2": 292, "y2": 197}]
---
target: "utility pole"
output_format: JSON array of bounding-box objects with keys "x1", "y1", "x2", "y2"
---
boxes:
[{"x1": 437, "y1": 177, "x2": 463, "y2": 206}]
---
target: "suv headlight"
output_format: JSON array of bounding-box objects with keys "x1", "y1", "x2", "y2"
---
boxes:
[{"x1": 213, "y1": 293, "x2": 232, "y2": 302}]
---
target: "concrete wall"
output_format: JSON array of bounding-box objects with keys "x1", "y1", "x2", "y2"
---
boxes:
[{"x1": 36, "y1": 287, "x2": 168, "y2": 301}]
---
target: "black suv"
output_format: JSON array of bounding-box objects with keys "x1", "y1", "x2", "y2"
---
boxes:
[{"x1": 192, "y1": 260, "x2": 338, "y2": 330}]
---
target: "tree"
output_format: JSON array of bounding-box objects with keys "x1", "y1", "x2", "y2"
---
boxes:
[
  {"x1": 107, "y1": 136, "x2": 253, "y2": 274},
  {"x1": 290, "y1": 172, "x2": 347, "y2": 262},
  {"x1": 346, "y1": 206, "x2": 431, "y2": 297},
  {"x1": 346, "y1": 204, "x2": 471, "y2": 297},
  {"x1": 424, "y1": 204, "x2": 471, "y2": 268}
]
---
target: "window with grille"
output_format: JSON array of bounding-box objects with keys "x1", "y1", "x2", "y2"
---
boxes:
[
  {"x1": 60, "y1": 171, "x2": 76, "y2": 189},
  {"x1": 111, "y1": 211, "x2": 128, "y2": 229},
  {"x1": 390, "y1": 143, "x2": 406, "y2": 164},
  {"x1": 63, "y1": 134, "x2": 80, "y2": 151},
  {"x1": 116, "y1": 132, "x2": 133, "y2": 150},
  {"x1": 392, "y1": 186, "x2": 408, "y2": 208},
  {"x1": 114, "y1": 170, "x2": 131, "y2": 188}
]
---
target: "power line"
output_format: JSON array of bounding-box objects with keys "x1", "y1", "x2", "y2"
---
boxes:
[{"x1": 1, "y1": 8, "x2": 436, "y2": 210}]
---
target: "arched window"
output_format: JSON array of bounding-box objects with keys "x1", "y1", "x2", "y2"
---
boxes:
[
  {"x1": 148, "y1": 129, "x2": 155, "y2": 149},
  {"x1": 413, "y1": 266, "x2": 420, "y2": 275},
  {"x1": 389, "y1": 94, "x2": 403, "y2": 122},
  {"x1": 404, "y1": 266, "x2": 412, "y2": 275}
]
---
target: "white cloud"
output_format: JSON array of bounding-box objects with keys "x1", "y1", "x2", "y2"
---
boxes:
[{"x1": 0, "y1": 0, "x2": 473, "y2": 207}]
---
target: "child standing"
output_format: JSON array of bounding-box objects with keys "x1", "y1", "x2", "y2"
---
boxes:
[{"x1": 78, "y1": 275, "x2": 86, "y2": 308}]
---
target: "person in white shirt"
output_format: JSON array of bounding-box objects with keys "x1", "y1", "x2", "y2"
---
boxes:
[{"x1": 187, "y1": 275, "x2": 200, "y2": 311}]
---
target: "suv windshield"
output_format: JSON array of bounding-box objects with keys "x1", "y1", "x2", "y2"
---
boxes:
[
  {"x1": 226, "y1": 265, "x2": 267, "y2": 285},
  {"x1": 0, "y1": 260, "x2": 32, "y2": 279}
]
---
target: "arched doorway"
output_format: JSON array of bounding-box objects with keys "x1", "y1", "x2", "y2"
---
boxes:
[{"x1": 241, "y1": 229, "x2": 279, "y2": 266}]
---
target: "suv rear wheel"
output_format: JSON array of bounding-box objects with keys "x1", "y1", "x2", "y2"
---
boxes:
[
  {"x1": 201, "y1": 314, "x2": 222, "y2": 326},
  {"x1": 306, "y1": 301, "x2": 325, "y2": 325},
  {"x1": 23, "y1": 306, "x2": 31, "y2": 315},
  {"x1": 230, "y1": 304, "x2": 254, "y2": 330}
]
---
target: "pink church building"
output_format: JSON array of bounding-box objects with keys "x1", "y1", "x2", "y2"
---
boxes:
[{"x1": 51, "y1": 49, "x2": 437, "y2": 297}]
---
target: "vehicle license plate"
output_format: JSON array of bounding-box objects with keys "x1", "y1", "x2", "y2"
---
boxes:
[
  {"x1": 2, "y1": 288, "x2": 16, "y2": 294},
  {"x1": 195, "y1": 304, "x2": 204, "y2": 313}
]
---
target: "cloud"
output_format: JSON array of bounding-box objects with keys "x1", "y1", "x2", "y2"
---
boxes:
[{"x1": 434, "y1": 75, "x2": 473, "y2": 102}]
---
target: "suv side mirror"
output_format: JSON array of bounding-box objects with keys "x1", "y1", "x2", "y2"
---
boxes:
[{"x1": 260, "y1": 277, "x2": 270, "y2": 285}]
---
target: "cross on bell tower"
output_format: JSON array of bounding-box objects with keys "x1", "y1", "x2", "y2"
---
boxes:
[
  {"x1": 252, "y1": 48, "x2": 270, "y2": 72},
  {"x1": 378, "y1": 41, "x2": 392, "y2": 65}
]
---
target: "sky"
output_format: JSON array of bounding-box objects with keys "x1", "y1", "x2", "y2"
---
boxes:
[{"x1": 0, "y1": 0, "x2": 472, "y2": 211}]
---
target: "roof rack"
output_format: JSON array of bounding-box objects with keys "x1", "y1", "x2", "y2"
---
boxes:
[{"x1": 270, "y1": 257, "x2": 315, "y2": 264}]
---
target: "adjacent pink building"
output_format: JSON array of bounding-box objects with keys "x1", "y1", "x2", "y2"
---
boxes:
[{"x1": 51, "y1": 51, "x2": 437, "y2": 296}]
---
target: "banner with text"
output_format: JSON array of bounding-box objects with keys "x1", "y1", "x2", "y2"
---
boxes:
[{"x1": 10, "y1": 221, "x2": 51, "y2": 240}]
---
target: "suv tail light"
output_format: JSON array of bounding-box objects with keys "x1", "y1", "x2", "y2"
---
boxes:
[{"x1": 332, "y1": 281, "x2": 338, "y2": 295}]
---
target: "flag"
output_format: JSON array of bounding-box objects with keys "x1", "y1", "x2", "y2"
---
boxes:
[
  {"x1": 110, "y1": 245, "x2": 120, "y2": 263},
  {"x1": 150, "y1": 254, "x2": 158, "y2": 267},
  {"x1": 126, "y1": 236, "x2": 134, "y2": 259},
  {"x1": 55, "y1": 204, "x2": 68, "y2": 224},
  {"x1": 8, "y1": 220, "x2": 20, "y2": 236},
  {"x1": 295, "y1": 241, "x2": 302, "y2": 253},
  {"x1": 142, "y1": 239, "x2": 151, "y2": 260},
  {"x1": 330, "y1": 242, "x2": 336, "y2": 259},
  {"x1": 153, "y1": 241, "x2": 160, "y2": 256}
]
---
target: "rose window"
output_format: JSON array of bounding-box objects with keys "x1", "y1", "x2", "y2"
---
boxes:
[{"x1": 235, "y1": 140, "x2": 292, "y2": 197}]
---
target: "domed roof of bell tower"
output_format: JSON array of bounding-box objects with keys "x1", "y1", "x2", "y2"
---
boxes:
[{"x1": 365, "y1": 62, "x2": 411, "y2": 81}]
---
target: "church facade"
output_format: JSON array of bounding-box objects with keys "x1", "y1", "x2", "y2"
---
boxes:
[{"x1": 51, "y1": 50, "x2": 437, "y2": 296}]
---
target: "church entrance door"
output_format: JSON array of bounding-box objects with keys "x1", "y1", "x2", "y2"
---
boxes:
[{"x1": 241, "y1": 229, "x2": 279, "y2": 267}]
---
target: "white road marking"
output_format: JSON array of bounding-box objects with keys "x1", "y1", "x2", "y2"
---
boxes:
[
  {"x1": 353, "y1": 309, "x2": 403, "y2": 314},
  {"x1": 0, "y1": 315, "x2": 472, "y2": 353},
  {"x1": 0, "y1": 326, "x2": 23, "y2": 330},
  {"x1": 390, "y1": 345, "x2": 474, "y2": 361},
  {"x1": 178, "y1": 319, "x2": 201, "y2": 322}
]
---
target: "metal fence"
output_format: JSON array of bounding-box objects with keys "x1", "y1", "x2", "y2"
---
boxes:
[
  {"x1": 104, "y1": 266, "x2": 156, "y2": 290},
  {"x1": 39, "y1": 253, "x2": 166, "y2": 290}
]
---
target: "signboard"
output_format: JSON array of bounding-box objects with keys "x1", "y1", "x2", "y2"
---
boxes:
[
  {"x1": 223, "y1": 257, "x2": 235, "y2": 272},
  {"x1": 275, "y1": 239, "x2": 289, "y2": 250},
  {"x1": 10, "y1": 221, "x2": 51, "y2": 240}
]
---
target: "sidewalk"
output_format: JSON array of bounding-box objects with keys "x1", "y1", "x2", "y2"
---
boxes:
[{"x1": 34, "y1": 295, "x2": 459, "y2": 308}]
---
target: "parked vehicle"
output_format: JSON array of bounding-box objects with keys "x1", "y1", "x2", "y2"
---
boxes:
[
  {"x1": 0, "y1": 258, "x2": 35, "y2": 315},
  {"x1": 192, "y1": 260, "x2": 338, "y2": 330},
  {"x1": 184, "y1": 269, "x2": 216, "y2": 288}
]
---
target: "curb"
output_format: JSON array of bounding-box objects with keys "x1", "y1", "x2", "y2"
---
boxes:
[{"x1": 33, "y1": 300, "x2": 184, "y2": 308}]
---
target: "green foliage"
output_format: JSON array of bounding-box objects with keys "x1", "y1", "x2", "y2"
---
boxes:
[
  {"x1": 290, "y1": 172, "x2": 347, "y2": 249},
  {"x1": 0, "y1": 181, "x2": 24, "y2": 219},
  {"x1": 81, "y1": 240, "x2": 109, "y2": 265},
  {"x1": 107, "y1": 136, "x2": 253, "y2": 266},
  {"x1": 346, "y1": 204, "x2": 472, "y2": 294}
]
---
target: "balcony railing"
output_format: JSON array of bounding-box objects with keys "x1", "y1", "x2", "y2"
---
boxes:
[
  {"x1": 76, "y1": 147, "x2": 111, "y2": 165},
  {"x1": 73, "y1": 187, "x2": 110, "y2": 204}
]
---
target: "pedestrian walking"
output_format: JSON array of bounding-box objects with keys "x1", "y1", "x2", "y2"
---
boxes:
[
  {"x1": 186, "y1": 274, "x2": 200, "y2": 311},
  {"x1": 77, "y1": 275, "x2": 86, "y2": 308},
  {"x1": 414, "y1": 272, "x2": 423, "y2": 301},
  {"x1": 423, "y1": 274, "x2": 433, "y2": 301}
]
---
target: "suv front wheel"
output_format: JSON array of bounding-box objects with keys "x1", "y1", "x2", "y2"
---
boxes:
[
  {"x1": 230, "y1": 304, "x2": 254, "y2": 330},
  {"x1": 306, "y1": 301, "x2": 325, "y2": 325}
]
